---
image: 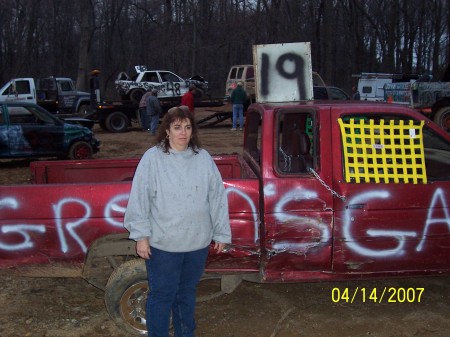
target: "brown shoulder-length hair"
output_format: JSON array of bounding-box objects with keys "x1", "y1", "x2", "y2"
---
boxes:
[{"x1": 156, "y1": 105, "x2": 202, "y2": 153}]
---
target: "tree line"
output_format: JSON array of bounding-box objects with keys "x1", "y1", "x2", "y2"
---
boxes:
[{"x1": 0, "y1": 0, "x2": 448, "y2": 99}]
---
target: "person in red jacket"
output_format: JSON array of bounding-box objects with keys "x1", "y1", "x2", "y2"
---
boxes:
[{"x1": 181, "y1": 84, "x2": 196, "y2": 113}]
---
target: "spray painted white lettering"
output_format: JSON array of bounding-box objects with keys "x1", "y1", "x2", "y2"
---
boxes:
[
  {"x1": 0, "y1": 197, "x2": 18, "y2": 209},
  {"x1": 416, "y1": 188, "x2": 450, "y2": 252},
  {"x1": 104, "y1": 193, "x2": 129, "y2": 227},
  {"x1": 0, "y1": 224, "x2": 46, "y2": 250},
  {"x1": 344, "y1": 189, "x2": 449, "y2": 257},
  {"x1": 0, "y1": 194, "x2": 129, "y2": 253},
  {"x1": 1, "y1": 187, "x2": 449, "y2": 259},
  {"x1": 343, "y1": 191, "x2": 416, "y2": 257},
  {"x1": 272, "y1": 185, "x2": 330, "y2": 251},
  {"x1": 53, "y1": 198, "x2": 91, "y2": 253},
  {"x1": 225, "y1": 187, "x2": 259, "y2": 242}
]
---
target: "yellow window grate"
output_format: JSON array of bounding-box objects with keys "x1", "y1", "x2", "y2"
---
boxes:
[{"x1": 338, "y1": 118, "x2": 427, "y2": 184}]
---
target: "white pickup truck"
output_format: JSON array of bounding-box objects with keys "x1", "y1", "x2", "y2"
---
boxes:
[
  {"x1": 115, "y1": 65, "x2": 209, "y2": 103},
  {"x1": 0, "y1": 77, "x2": 91, "y2": 116}
]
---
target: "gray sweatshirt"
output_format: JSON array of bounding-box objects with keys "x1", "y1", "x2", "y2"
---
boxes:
[{"x1": 123, "y1": 145, "x2": 231, "y2": 252}]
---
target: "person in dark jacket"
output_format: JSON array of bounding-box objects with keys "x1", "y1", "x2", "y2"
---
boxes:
[
  {"x1": 230, "y1": 82, "x2": 247, "y2": 131},
  {"x1": 139, "y1": 88, "x2": 154, "y2": 130},
  {"x1": 146, "y1": 89, "x2": 163, "y2": 135},
  {"x1": 351, "y1": 86, "x2": 360, "y2": 100}
]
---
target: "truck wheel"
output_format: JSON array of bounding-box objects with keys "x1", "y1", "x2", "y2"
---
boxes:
[
  {"x1": 105, "y1": 259, "x2": 148, "y2": 336},
  {"x1": 104, "y1": 259, "x2": 227, "y2": 336},
  {"x1": 68, "y1": 141, "x2": 93, "y2": 159},
  {"x1": 434, "y1": 107, "x2": 450, "y2": 132},
  {"x1": 130, "y1": 89, "x2": 145, "y2": 104},
  {"x1": 77, "y1": 103, "x2": 91, "y2": 115},
  {"x1": 106, "y1": 111, "x2": 129, "y2": 133}
]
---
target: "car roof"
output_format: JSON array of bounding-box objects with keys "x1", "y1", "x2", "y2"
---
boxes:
[{"x1": 142, "y1": 70, "x2": 176, "y2": 73}]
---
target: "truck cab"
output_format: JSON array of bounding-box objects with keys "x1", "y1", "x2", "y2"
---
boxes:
[
  {"x1": 0, "y1": 78, "x2": 37, "y2": 103},
  {"x1": 36, "y1": 77, "x2": 91, "y2": 115},
  {"x1": 243, "y1": 101, "x2": 450, "y2": 280},
  {"x1": 0, "y1": 77, "x2": 91, "y2": 116}
]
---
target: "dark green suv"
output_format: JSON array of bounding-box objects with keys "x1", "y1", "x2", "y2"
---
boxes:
[{"x1": 0, "y1": 102, "x2": 100, "y2": 159}]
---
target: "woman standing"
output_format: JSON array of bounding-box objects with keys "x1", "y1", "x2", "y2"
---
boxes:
[{"x1": 124, "y1": 106, "x2": 231, "y2": 337}]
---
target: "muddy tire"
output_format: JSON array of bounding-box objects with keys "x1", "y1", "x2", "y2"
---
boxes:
[
  {"x1": 434, "y1": 107, "x2": 450, "y2": 132},
  {"x1": 106, "y1": 111, "x2": 129, "y2": 133},
  {"x1": 130, "y1": 89, "x2": 145, "y2": 104},
  {"x1": 68, "y1": 141, "x2": 93, "y2": 159},
  {"x1": 105, "y1": 259, "x2": 148, "y2": 336},
  {"x1": 77, "y1": 103, "x2": 91, "y2": 115},
  {"x1": 104, "y1": 259, "x2": 228, "y2": 336}
]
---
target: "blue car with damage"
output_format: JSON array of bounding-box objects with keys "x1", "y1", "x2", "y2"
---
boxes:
[{"x1": 0, "y1": 102, "x2": 100, "y2": 160}]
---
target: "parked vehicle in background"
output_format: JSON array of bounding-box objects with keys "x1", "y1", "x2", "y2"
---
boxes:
[
  {"x1": 224, "y1": 64, "x2": 327, "y2": 105},
  {"x1": 313, "y1": 86, "x2": 350, "y2": 100},
  {"x1": 115, "y1": 65, "x2": 209, "y2": 104},
  {"x1": 224, "y1": 64, "x2": 256, "y2": 104},
  {"x1": 0, "y1": 102, "x2": 100, "y2": 159},
  {"x1": 0, "y1": 77, "x2": 91, "y2": 116},
  {"x1": 94, "y1": 66, "x2": 220, "y2": 133},
  {"x1": 383, "y1": 65, "x2": 450, "y2": 131},
  {"x1": 353, "y1": 72, "x2": 419, "y2": 101}
]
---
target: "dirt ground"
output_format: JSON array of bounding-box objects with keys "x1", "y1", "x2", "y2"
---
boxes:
[{"x1": 1, "y1": 107, "x2": 450, "y2": 337}]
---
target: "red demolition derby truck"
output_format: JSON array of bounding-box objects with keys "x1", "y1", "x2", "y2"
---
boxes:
[{"x1": 1, "y1": 42, "x2": 449, "y2": 335}]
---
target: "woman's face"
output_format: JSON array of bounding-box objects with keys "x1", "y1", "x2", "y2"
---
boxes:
[{"x1": 166, "y1": 118, "x2": 192, "y2": 151}]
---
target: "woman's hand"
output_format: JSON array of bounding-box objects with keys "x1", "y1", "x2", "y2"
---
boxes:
[
  {"x1": 136, "y1": 239, "x2": 151, "y2": 259},
  {"x1": 214, "y1": 242, "x2": 228, "y2": 253}
]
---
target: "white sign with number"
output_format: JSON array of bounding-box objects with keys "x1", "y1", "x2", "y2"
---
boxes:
[{"x1": 253, "y1": 42, "x2": 313, "y2": 103}]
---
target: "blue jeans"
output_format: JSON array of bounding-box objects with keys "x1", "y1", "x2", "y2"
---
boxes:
[
  {"x1": 140, "y1": 108, "x2": 149, "y2": 130},
  {"x1": 145, "y1": 246, "x2": 209, "y2": 337},
  {"x1": 232, "y1": 104, "x2": 244, "y2": 128},
  {"x1": 149, "y1": 113, "x2": 159, "y2": 135}
]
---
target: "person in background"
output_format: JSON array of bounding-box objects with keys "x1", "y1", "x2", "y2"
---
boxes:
[
  {"x1": 352, "y1": 86, "x2": 360, "y2": 100},
  {"x1": 124, "y1": 106, "x2": 231, "y2": 337},
  {"x1": 146, "y1": 89, "x2": 163, "y2": 135},
  {"x1": 88, "y1": 69, "x2": 101, "y2": 110},
  {"x1": 230, "y1": 81, "x2": 247, "y2": 131},
  {"x1": 181, "y1": 84, "x2": 196, "y2": 113},
  {"x1": 139, "y1": 88, "x2": 154, "y2": 131}
]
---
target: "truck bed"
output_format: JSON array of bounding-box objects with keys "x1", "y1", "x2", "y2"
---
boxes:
[
  {"x1": 1, "y1": 154, "x2": 260, "y2": 270},
  {"x1": 30, "y1": 154, "x2": 256, "y2": 184}
]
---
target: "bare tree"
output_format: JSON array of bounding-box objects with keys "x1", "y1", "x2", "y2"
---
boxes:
[
  {"x1": 77, "y1": 0, "x2": 95, "y2": 91},
  {"x1": 0, "y1": 0, "x2": 448, "y2": 97}
]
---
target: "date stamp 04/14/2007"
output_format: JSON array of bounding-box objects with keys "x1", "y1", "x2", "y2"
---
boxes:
[{"x1": 331, "y1": 287, "x2": 425, "y2": 303}]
